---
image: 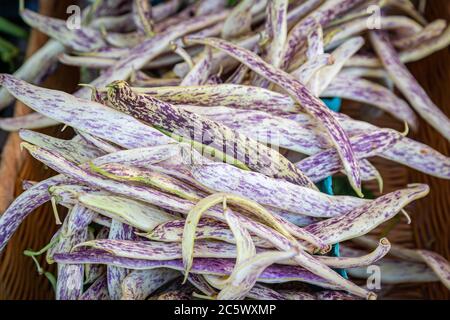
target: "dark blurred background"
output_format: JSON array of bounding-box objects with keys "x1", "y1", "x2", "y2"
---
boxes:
[{"x1": 0, "y1": 0, "x2": 38, "y2": 151}]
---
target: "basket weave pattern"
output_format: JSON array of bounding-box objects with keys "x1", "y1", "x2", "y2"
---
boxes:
[{"x1": 0, "y1": 0, "x2": 79, "y2": 300}]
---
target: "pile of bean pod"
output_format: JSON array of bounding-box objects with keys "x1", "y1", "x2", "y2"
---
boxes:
[{"x1": 0, "y1": 0, "x2": 449, "y2": 300}]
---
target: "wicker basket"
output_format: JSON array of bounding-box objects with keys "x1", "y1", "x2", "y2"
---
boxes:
[{"x1": 0, "y1": 1, "x2": 449, "y2": 300}]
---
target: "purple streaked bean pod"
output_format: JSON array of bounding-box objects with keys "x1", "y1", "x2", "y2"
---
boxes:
[
  {"x1": 338, "y1": 67, "x2": 388, "y2": 79},
  {"x1": 153, "y1": 2, "x2": 198, "y2": 32},
  {"x1": 19, "y1": 130, "x2": 105, "y2": 164},
  {"x1": 281, "y1": 0, "x2": 365, "y2": 69},
  {"x1": 286, "y1": 0, "x2": 322, "y2": 28},
  {"x1": 2, "y1": 0, "x2": 449, "y2": 301},
  {"x1": 88, "y1": 0, "x2": 132, "y2": 18},
  {"x1": 0, "y1": 175, "x2": 71, "y2": 252},
  {"x1": 21, "y1": 180, "x2": 37, "y2": 191},
  {"x1": 130, "y1": 71, "x2": 181, "y2": 88},
  {"x1": 202, "y1": 208, "x2": 258, "y2": 295},
  {"x1": 79, "y1": 194, "x2": 176, "y2": 232},
  {"x1": 305, "y1": 184, "x2": 430, "y2": 244},
  {"x1": 0, "y1": 40, "x2": 64, "y2": 110},
  {"x1": 370, "y1": 30, "x2": 450, "y2": 142},
  {"x1": 322, "y1": 74, "x2": 419, "y2": 130},
  {"x1": 148, "y1": 50, "x2": 206, "y2": 71},
  {"x1": 291, "y1": 54, "x2": 333, "y2": 84},
  {"x1": 222, "y1": 0, "x2": 256, "y2": 39},
  {"x1": 247, "y1": 284, "x2": 288, "y2": 300},
  {"x1": 56, "y1": 204, "x2": 96, "y2": 300},
  {"x1": 181, "y1": 195, "x2": 287, "y2": 279},
  {"x1": 151, "y1": 0, "x2": 182, "y2": 22},
  {"x1": 49, "y1": 184, "x2": 106, "y2": 209},
  {"x1": 188, "y1": 162, "x2": 367, "y2": 218},
  {"x1": 224, "y1": 207, "x2": 256, "y2": 268},
  {"x1": 185, "y1": 107, "x2": 447, "y2": 182},
  {"x1": 180, "y1": 193, "x2": 325, "y2": 261},
  {"x1": 347, "y1": 259, "x2": 439, "y2": 284},
  {"x1": 19, "y1": 143, "x2": 211, "y2": 219},
  {"x1": 324, "y1": 0, "x2": 383, "y2": 28},
  {"x1": 75, "y1": 131, "x2": 122, "y2": 154},
  {"x1": 0, "y1": 74, "x2": 173, "y2": 147},
  {"x1": 358, "y1": 160, "x2": 383, "y2": 187},
  {"x1": 184, "y1": 106, "x2": 399, "y2": 170},
  {"x1": 386, "y1": 0, "x2": 427, "y2": 25},
  {"x1": 136, "y1": 84, "x2": 297, "y2": 113},
  {"x1": 132, "y1": 0, "x2": 154, "y2": 37},
  {"x1": 0, "y1": 11, "x2": 231, "y2": 130},
  {"x1": 121, "y1": 269, "x2": 180, "y2": 300},
  {"x1": 58, "y1": 54, "x2": 116, "y2": 69},
  {"x1": 174, "y1": 34, "x2": 259, "y2": 78},
  {"x1": 346, "y1": 25, "x2": 450, "y2": 67},
  {"x1": 416, "y1": 250, "x2": 450, "y2": 290},
  {"x1": 225, "y1": 62, "x2": 250, "y2": 85},
  {"x1": 93, "y1": 215, "x2": 112, "y2": 228},
  {"x1": 296, "y1": 129, "x2": 401, "y2": 182},
  {"x1": 278, "y1": 289, "x2": 316, "y2": 300},
  {"x1": 79, "y1": 275, "x2": 110, "y2": 300},
  {"x1": 382, "y1": 137, "x2": 450, "y2": 180},
  {"x1": 147, "y1": 219, "x2": 273, "y2": 248},
  {"x1": 188, "y1": 273, "x2": 216, "y2": 296},
  {"x1": 93, "y1": 144, "x2": 181, "y2": 167},
  {"x1": 315, "y1": 290, "x2": 360, "y2": 300},
  {"x1": 145, "y1": 156, "x2": 211, "y2": 191},
  {"x1": 84, "y1": 263, "x2": 105, "y2": 285},
  {"x1": 83, "y1": 11, "x2": 228, "y2": 96},
  {"x1": 196, "y1": 0, "x2": 227, "y2": 16},
  {"x1": 284, "y1": 112, "x2": 450, "y2": 180},
  {"x1": 326, "y1": 16, "x2": 423, "y2": 50},
  {"x1": 107, "y1": 221, "x2": 135, "y2": 300},
  {"x1": 317, "y1": 238, "x2": 391, "y2": 269},
  {"x1": 392, "y1": 19, "x2": 447, "y2": 50},
  {"x1": 91, "y1": 162, "x2": 205, "y2": 201},
  {"x1": 77, "y1": 239, "x2": 239, "y2": 261},
  {"x1": 309, "y1": 37, "x2": 365, "y2": 96},
  {"x1": 0, "y1": 112, "x2": 61, "y2": 131},
  {"x1": 305, "y1": 19, "x2": 324, "y2": 60},
  {"x1": 180, "y1": 105, "x2": 329, "y2": 155},
  {"x1": 106, "y1": 80, "x2": 317, "y2": 189},
  {"x1": 53, "y1": 251, "x2": 335, "y2": 288},
  {"x1": 78, "y1": 46, "x2": 131, "y2": 59},
  {"x1": 184, "y1": 36, "x2": 363, "y2": 197},
  {"x1": 269, "y1": 207, "x2": 320, "y2": 227},
  {"x1": 57, "y1": 257, "x2": 87, "y2": 301},
  {"x1": 20, "y1": 8, "x2": 107, "y2": 52},
  {"x1": 180, "y1": 48, "x2": 213, "y2": 86},
  {"x1": 90, "y1": 14, "x2": 135, "y2": 33},
  {"x1": 155, "y1": 290, "x2": 192, "y2": 300},
  {"x1": 352, "y1": 236, "x2": 450, "y2": 289},
  {"x1": 20, "y1": 143, "x2": 372, "y2": 298},
  {"x1": 182, "y1": 198, "x2": 370, "y2": 298},
  {"x1": 351, "y1": 236, "x2": 422, "y2": 262},
  {"x1": 256, "y1": 0, "x2": 288, "y2": 89},
  {"x1": 0, "y1": 0, "x2": 128, "y2": 111},
  {"x1": 217, "y1": 250, "x2": 297, "y2": 300}
]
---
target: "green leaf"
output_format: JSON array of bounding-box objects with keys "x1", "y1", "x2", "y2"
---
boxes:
[
  {"x1": 0, "y1": 36, "x2": 19, "y2": 65},
  {"x1": 227, "y1": 0, "x2": 239, "y2": 7},
  {"x1": 0, "y1": 17, "x2": 28, "y2": 38},
  {"x1": 332, "y1": 176, "x2": 375, "y2": 199}
]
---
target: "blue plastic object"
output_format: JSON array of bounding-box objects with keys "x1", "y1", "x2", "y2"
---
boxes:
[
  {"x1": 321, "y1": 97, "x2": 342, "y2": 112},
  {"x1": 318, "y1": 97, "x2": 348, "y2": 279}
]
